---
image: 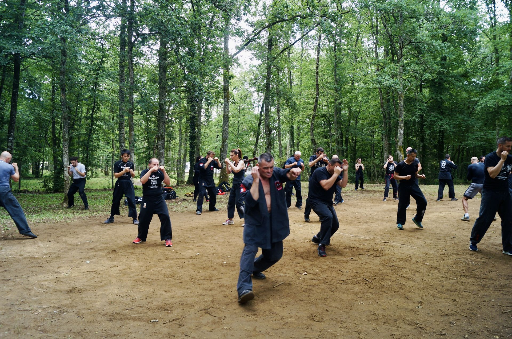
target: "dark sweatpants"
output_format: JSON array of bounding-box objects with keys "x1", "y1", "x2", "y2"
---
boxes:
[
  {"x1": 227, "y1": 183, "x2": 244, "y2": 219},
  {"x1": 110, "y1": 180, "x2": 137, "y2": 219},
  {"x1": 67, "y1": 178, "x2": 88, "y2": 208},
  {"x1": 137, "y1": 197, "x2": 172, "y2": 241},
  {"x1": 197, "y1": 185, "x2": 217, "y2": 212},
  {"x1": 312, "y1": 201, "x2": 339, "y2": 246},
  {"x1": 397, "y1": 184, "x2": 427, "y2": 225},
  {"x1": 437, "y1": 178, "x2": 455, "y2": 199},
  {"x1": 384, "y1": 174, "x2": 398, "y2": 199},
  {"x1": 285, "y1": 180, "x2": 302, "y2": 208},
  {"x1": 470, "y1": 189, "x2": 512, "y2": 252}
]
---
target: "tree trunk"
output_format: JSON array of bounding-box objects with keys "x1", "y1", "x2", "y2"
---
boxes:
[
  {"x1": 310, "y1": 33, "x2": 321, "y2": 151},
  {"x1": 157, "y1": 34, "x2": 168, "y2": 165},
  {"x1": 6, "y1": 0, "x2": 27, "y2": 153},
  {"x1": 60, "y1": 0, "x2": 71, "y2": 202},
  {"x1": 253, "y1": 101, "x2": 264, "y2": 158},
  {"x1": 127, "y1": 0, "x2": 135, "y2": 161},
  {"x1": 118, "y1": 0, "x2": 127, "y2": 151},
  {"x1": 186, "y1": 84, "x2": 203, "y2": 184},
  {"x1": 263, "y1": 35, "x2": 273, "y2": 153},
  {"x1": 218, "y1": 17, "x2": 230, "y2": 185}
]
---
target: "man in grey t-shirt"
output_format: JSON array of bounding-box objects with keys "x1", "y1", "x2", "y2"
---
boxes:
[
  {"x1": 0, "y1": 151, "x2": 37, "y2": 238},
  {"x1": 67, "y1": 157, "x2": 89, "y2": 210}
]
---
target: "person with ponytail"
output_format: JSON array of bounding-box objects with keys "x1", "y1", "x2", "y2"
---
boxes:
[{"x1": 223, "y1": 148, "x2": 246, "y2": 225}]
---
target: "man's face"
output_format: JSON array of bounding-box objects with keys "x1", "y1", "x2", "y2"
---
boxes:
[
  {"x1": 149, "y1": 160, "x2": 159, "y2": 168},
  {"x1": 122, "y1": 154, "x2": 130, "y2": 162},
  {"x1": 71, "y1": 160, "x2": 78, "y2": 167},
  {"x1": 294, "y1": 154, "x2": 301, "y2": 161},
  {"x1": 388, "y1": 156, "x2": 394, "y2": 162},
  {"x1": 316, "y1": 151, "x2": 324, "y2": 158},
  {"x1": 498, "y1": 141, "x2": 512, "y2": 153},
  {"x1": 258, "y1": 159, "x2": 274, "y2": 179},
  {"x1": 406, "y1": 152, "x2": 417, "y2": 162},
  {"x1": 326, "y1": 162, "x2": 340, "y2": 174}
]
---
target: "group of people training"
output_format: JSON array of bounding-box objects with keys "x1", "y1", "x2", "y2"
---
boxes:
[{"x1": 1, "y1": 137, "x2": 511, "y2": 306}]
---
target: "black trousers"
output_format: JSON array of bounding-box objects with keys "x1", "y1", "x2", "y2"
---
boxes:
[
  {"x1": 197, "y1": 185, "x2": 217, "y2": 212},
  {"x1": 437, "y1": 178, "x2": 455, "y2": 199},
  {"x1": 384, "y1": 174, "x2": 398, "y2": 198},
  {"x1": 312, "y1": 201, "x2": 339, "y2": 246},
  {"x1": 397, "y1": 183, "x2": 427, "y2": 225},
  {"x1": 227, "y1": 182, "x2": 244, "y2": 219},
  {"x1": 67, "y1": 178, "x2": 88, "y2": 208},
  {"x1": 137, "y1": 197, "x2": 172, "y2": 241},
  {"x1": 285, "y1": 180, "x2": 302, "y2": 208},
  {"x1": 110, "y1": 180, "x2": 137, "y2": 219},
  {"x1": 355, "y1": 173, "x2": 364, "y2": 189}
]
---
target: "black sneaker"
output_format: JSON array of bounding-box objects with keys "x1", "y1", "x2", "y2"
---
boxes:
[
  {"x1": 238, "y1": 290, "x2": 254, "y2": 304},
  {"x1": 253, "y1": 272, "x2": 266, "y2": 280},
  {"x1": 22, "y1": 232, "x2": 38, "y2": 239},
  {"x1": 318, "y1": 244, "x2": 327, "y2": 257},
  {"x1": 133, "y1": 219, "x2": 139, "y2": 225},
  {"x1": 304, "y1": 216, "x2": 310, "y2": 222},
  {"x1": 451, "y1": 198, "x2": 458, "y2": 201},
  {"x1": 312, "y1": 235, "x2": 320, "y2": 244},
  {"x1": 104, "y1": 217, "x2": 114, "y2": 224}
]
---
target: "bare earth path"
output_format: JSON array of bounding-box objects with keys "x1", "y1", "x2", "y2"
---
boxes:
[{"x1": 1, "y1": 185, "x2": 511, "y2": 338}]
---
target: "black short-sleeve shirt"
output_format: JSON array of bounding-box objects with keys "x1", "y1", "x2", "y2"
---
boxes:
[
  {"x1": 140, "y1": 168, "x2": 164, "y2": 200},
  {"x1": 395, "y1": 160, "x2": 419, "y2": 186},
  {"x1": 483, "y1": 151, "x2": 512, "y2": 192},
  {"x1": 385, "y1": 161, "x2": 397, "y2": 175},
  {"x1": 114, "y1": 160, "x2": 134, "y2": 181},
  {"x1": 308, "y1": 167, "x2": 341, "y2": 204}
]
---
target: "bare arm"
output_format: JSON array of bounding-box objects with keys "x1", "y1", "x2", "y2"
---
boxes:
[
  {"x1": 140, "y1": 167, "x2": 157, "y2": 184},
  {"x1": 487, "y1": 151, "x2": 509, "y2": 178},
  {"x1": 320, "y1": 166, "x2": 343, "y2": 190},
  {"x1": 10, "y1": 163, "x2": 20, "y2": 182},
  {"x1": 286, "y1": 168, "x2": 301, "y2": 180}
]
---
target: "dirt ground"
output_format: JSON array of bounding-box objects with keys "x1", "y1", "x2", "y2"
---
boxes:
[{"x1": 1, "y1": 184, "x2": 511, "y2": 338}]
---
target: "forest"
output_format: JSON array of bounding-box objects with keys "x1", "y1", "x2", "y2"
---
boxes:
[{"x1": 0, "y1": 0, "x2": 511, "y2": 192}]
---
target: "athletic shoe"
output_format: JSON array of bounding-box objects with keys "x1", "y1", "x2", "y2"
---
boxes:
[
  {"x1": 165, "y1": 239, "x2": 172, "y2": 247},
  {"x1": 469, "y1": 243, "x2": 478, "y2": 252},
  {"x1": 253, "y1": 272, "x2": 266, "y2": 279},
  {"x1": 393, "y1": 197, "x2": 398, "y2": 200},
  {"x1": 397, "y1": 223, "x2": 403, "y2": 230},
  {"x1": 196, "y1": 211, "x2": 201, "y2": 215},
  {"x1": 502, "y1": 250, "x2": 512, "y2": 256},
  {"x1": 133, "y1": 237, "x2": 143, "y2": 244},
  {"x1": 451, "y1": 198, "x2": 458, "y2": 201},
  {"x1": 304, "y1": 217, "x2": 310, "y2": 222},
  {"x1": 238, "y1": 290, "x2": 254, "y2": 304},
  {"x1": 412, "y1": 217, "x2": 423, "y2": 229},
  {"x1": 461, "y1": 215, "x2": 470, "y2": 221},
  {"x1": 406, "y1": 205, "x2": 410, "y2": 209},
  {"x1": 312, "y1": 235, "x2": 320, "y2": 244},
  {"x1": 209, "y1": 208, "x2": 220, "y2": 212},
  {"x1": 241, "y1": 224, "x2": 245, "y2": 227},
  {"x1": 84, "y1": 206, "x2": 89, "y2": 210},
  {"x1": 383, "y1": 198, "x2": 387, "y2": 201},
  {"x1": 318, "y1": 244, "x2": 327, "y2": 257},
  {"x1": 223, "y1": 219, "x2": 234, "y2": 225},
  {"x1": 104, "y1": 217, "x2": 114, "y2": 224},
  {"x1": 436, "y1": 199, "x2": 441, "y2": 202},
  {"x1": 296, "y1": 206, "x2": 302, "y2": 210},
  {"x1": 133, "y1": 219, "x2": 139, "y2": 225}
]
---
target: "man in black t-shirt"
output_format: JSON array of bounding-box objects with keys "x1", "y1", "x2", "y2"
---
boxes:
[
  {"x1": 196, "y1": 151, "x2": 222, "y2": 215},
  {"x1": 394, "y1": 149, "x2": 427, "y2": 230},
  {"x1": 132, "y1": 158, "x2": 173, "y2": 247},
  {"x1": 308, "y1": 158, "x2": 349, "y2": 257},
  {"x1": 436, "y1": 154, "x2": 458, "y2": 201},
  {"x1": 469, "y1": 137, "x2": 512, "y2": 255},
  {"x1": 104, "y1": 149, "x2": 138, "y2": 225},
  {"x1": 383, "y1": 155, "x2": 398, "y2": 201},
  {"x1": 304, "y1": 147, "x2": 329, "y2": 222}
]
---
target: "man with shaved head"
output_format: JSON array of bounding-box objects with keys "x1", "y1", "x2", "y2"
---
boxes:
[{"x1": 0, "y1": 151, "x2": 37, "y2": 238}]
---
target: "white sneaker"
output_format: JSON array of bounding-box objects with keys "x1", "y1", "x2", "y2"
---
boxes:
[
  {"x1": 461, "y1": 214, "x2": 470, "y2": 221},
  {"x1": 222, "y1": 219, "x2": 234, "y2": 225}
]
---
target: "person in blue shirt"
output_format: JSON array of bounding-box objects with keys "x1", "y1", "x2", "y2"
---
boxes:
[
  {"x1": 461, "y1": 157, "x2": 485, "y2": 221},
  {"x1": 436, "y1": 154, "x2": 458, "y2": 201},
  {"x1": 284, "y1": 151, "x2": 305, "y2": 209},
  {"x1": 236, "y1": 153, "x2": 301, "y2": 304},
  {"x1": 0, "y1": 151, "x2": 37, "y2": 238},
  {"x1": 469, "y1": 137, "x2": 512, "y2": 256}
]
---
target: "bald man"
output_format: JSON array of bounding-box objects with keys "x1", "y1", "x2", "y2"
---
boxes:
[{"x1": 0, "y1": 151, "x2": 37, "y2": 238}]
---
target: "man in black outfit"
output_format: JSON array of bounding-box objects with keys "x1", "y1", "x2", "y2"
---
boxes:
[
  {"x1": 304, "y1": 147, "x2": 329, "y2": 222},
  {"x1": 196, "y1": 151, "x2": 222, "y2": 215},
  {"x1": 132, "y1": 158, "x2": 173, "y2": 247},
  {"x1": 309, "y1": 157, "x2": 349, "y2": 257},
  {"x1": 383, "y1": 155, "x2": 398, "y2": 201},
  {"x1": 395, "y1": 149, "x2": 427, "y2": 230},
  {"x1": 469, "y1": 136, "x2": 512, "y2": 255},
  {"x1": 104, "y1": 149, "x2": 138, "y2": 225},
  {"x1": 437, "y1": 154, "x2": 458, "y2": 201}
]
